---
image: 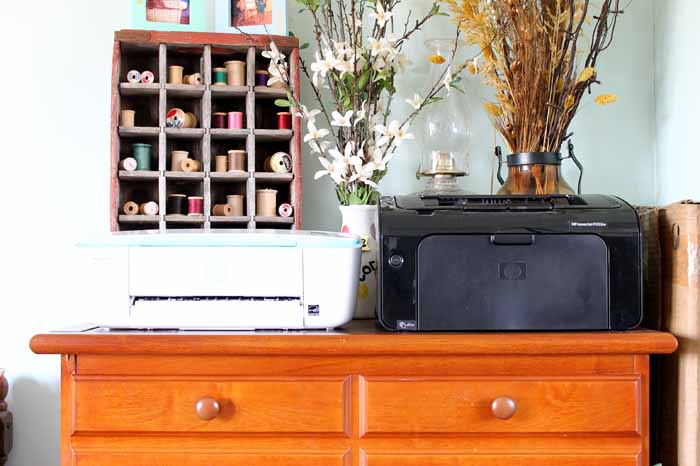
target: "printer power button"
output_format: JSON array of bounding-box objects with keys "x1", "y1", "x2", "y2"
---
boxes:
[{"x1": 388, "y1": 253, "x2": 404, "y2": 269}]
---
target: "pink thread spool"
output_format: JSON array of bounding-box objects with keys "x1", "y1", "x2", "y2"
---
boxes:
[
  {"x1": 228, "y1": 111, "x2": 244, "y2": 129},
  {"x1": 278, "y1": 203, "x2": 293, "y2": 218},
  {"x1": 187, "y1": 196, "x2": 204, "y2": 216}
]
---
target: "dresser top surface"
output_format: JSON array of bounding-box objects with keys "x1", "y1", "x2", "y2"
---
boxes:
[{"x1": 30, "y1": 320, "x2": 677, "y2": 356}]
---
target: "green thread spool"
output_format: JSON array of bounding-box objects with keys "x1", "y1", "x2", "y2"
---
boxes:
[
  {"x1": 132, "y1": 143, "x2": 152, "y2": 171},
  {"x1": 213, "y1": 67, "x2": 227, "y2": 85}
]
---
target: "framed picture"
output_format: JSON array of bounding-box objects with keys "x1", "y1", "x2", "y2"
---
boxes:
[
  {"x1": 215, "y1": 0, "x2": 288, "y2": 35},
  {"x1": 131, "y1": 0, "x2": 207, "y2": 32}
]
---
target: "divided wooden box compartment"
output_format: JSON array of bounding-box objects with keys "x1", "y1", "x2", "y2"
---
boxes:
[{"x1": 110, "y1": 30, "x2": 301, "y2": 231}]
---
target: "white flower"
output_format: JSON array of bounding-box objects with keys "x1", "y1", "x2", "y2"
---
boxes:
[
  {"x1": 309, "y1": 140, "x2": 331, "y2": 153},
  {"x1": 354, "y1": 102, "x2": 367, "y2": 126},
  {"x1": 262, "y1": 41, "x2": 286, "y2": 63},
  {"x1": 311, "y1": 49, "x2": 337, "y2": 86},
  {"x1": 304, "y1": 122, "x2": 330, "y2": 143},
  {"x1": 293, "y1": 105, "x2": 322, "y2": 123},
  {"x1": 443, "y1": 67, "x2": 453, "y2": 94},
  {"x1": 368, "y1": 2, "x2": 394, "y2": 28},
  {"x1": 329, "y1": 141, "x2": 355, "y2": 164},
  {"x1": 371, "y1": 147, "x2": 393, "y2": 171},
  {"x1": 376, "y1": 120, "x2": 414, "y2": 147},
  {"x1": 334, "y1": 59, "x2": 353, "y2": 77},
  {"x1": 333, "y1": 40, "x2": 353, "y2": 59},
  {"x1": 349, "y1": 150, "x2": 378, "y2": 187},
  {"x1": 372, "y1": 56, "x2": 388, "y2": 72},
  {"x1": 367, "y1": 37, "x2": 391, "y2": 57},
  {"x1": 331, "y1": 110, "x2": 353, "y2": 127},
  {"x1": 315, "y1": 156, "x2": 347, "y2": 185},
  {"x1": 406, "y1": 93, "x2": 423, "y2": 110},
  {"x1": 392, "y1": 53, "x2": 411, "y2": 73}
]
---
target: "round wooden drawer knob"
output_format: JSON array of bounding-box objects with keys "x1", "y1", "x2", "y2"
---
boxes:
[
  {"x1": 491, "y1": 396, "x2": 516, "y2": 420},
  {"x1": 195, "y1": 396, "x2": 220, "y2": 421}
]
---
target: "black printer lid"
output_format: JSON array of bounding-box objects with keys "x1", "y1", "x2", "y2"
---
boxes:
[{"x1": 394, "y1": 194, "x2": 622, "y2": 212}]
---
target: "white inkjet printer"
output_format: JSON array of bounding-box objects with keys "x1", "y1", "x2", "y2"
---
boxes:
[{"x1": 79, "y1": 230, "x2": 362, "y2": 330}]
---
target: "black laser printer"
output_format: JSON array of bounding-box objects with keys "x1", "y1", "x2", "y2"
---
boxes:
[{"x1": 378, "y1": 194, "x2": 642, "y2": 332}]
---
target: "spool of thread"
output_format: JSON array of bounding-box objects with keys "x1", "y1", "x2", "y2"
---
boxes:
[
  {"x1": 212, "y1": 204, "x2": 234, "y2": 217},
  {"x1": 140, "y1": 70, "x2": 155, "y2": 84},
  {"x1": 227, "y1": 111, "x2": 244, "y2": 129},
  {"x1": 184, "y1": 112, "x2": 198, "y2": 128},
  {"x1": 171, "y1": 150, "x2": 189, "y2": 171},
  {"x1": 227, "y1": 150, "x2": 246, "y2": 172},
  {"x1": 213, "y1": 112, "x2": 227, "y2": 129},
  {"x1": 255, "y1": 70, "x2": 269, "y2": 86},
  {"x1": 119, "y1": 157, "x2": 138, "y2": 172},
  {"x1": 167, "y1": 194, "x2": 188, "y2": 215},
  {"x1": 226, "y1": 194, "x2": 244, "y2": 216},
  {"x1": 126, "y1": 70, "x2": 141, "y2": 83},
  {"x1": 224, "y1": 60, "x2": 246, "y2": 86},
  {"x1": 256, "y1": 189, "x2": 278, "y2": 217},
  {"x1": 215, "y1": 155, "x2": 228, "y2": 172},
  {"x1": 132, "y1": 143, "x2": 152, "y2": 171},
  {"x1": 277, "y1": 112, "x2": 292, "y2": 130},
  {"x1": 167, "y1": 65, "x2": 184, "y2": 84},
  {"x1": 188, "y1": 196, "x2": 204, "y2": 216},
  {"x1": 278, "y1": 203, "x2": 294, "y2": 218},
  {"x1": 139, "y1": 201, "x2": 159, "y2": 216},
  {"x1": 122, "y1": 201, "x2": 139, "y2": 216},
  {"x1": 181, "y1": 158, "x2": 201, "y2": 172},
  {"x1": 166, "y1": 108, "x2": 186, "y2": 128},
  {"x1": 213, "y1": 67, "x2": 227, "y2": 86},
  {"x1": 183, "y1": 73, "x2": 202, "y2": 85},
  {"x1": 264, "y1": 152, "x2": 292, "y2": 173},
  {"x1": 120, "y1": 110, "x2": 136, "y2": 128}
]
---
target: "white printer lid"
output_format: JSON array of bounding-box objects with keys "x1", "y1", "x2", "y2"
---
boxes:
[{"x1": 80, "y1": 229, "x2": 361, "y2": 249}]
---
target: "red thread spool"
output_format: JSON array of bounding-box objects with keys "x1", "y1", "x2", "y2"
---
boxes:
[
  {"x1": 228, "y1": 111, "x2": 244, "y2": 129},
  {"x1": 213, "y1": 112, "x2": 227, "y2": 129},
  {"x1": 277, "y1": 112, "x2": 292, "y2": 130},
  {"x1": 187, "y1": 196, "x2": 204, "y2": 216}
]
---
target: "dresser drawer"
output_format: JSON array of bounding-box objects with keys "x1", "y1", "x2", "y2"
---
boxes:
[
  {"x1": 364, "y1": 377, "x2": 640, "y2": 434},
  {"x1": 75, "y1": 453, "x2": 346, "y2": 466},
  {"x1": 366, "y1": 454, "x2": 639, "y2": 466},
  {"x1": 74, "y1": 378, "x2": 348, "y2": 434}
]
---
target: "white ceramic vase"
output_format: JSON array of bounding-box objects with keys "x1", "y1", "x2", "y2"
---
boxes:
[{"x1": 340, "y1": 205, "x2": 378, "y2": 320}]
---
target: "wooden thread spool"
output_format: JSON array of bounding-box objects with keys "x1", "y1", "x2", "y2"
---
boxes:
[
  {"x1": 139, "y1": 201, "x2": 159, "y2": 216},
  {"x1": 256, "y1": 189, "x2": 278, "y2": 217},
  {"x1": 181, "y1": 158, "x2": 201, "y2": 172},
  {"x1": 171, "y1": 150, "x2": 189, "y2": 171},
  {"x1": 213, "y1": 67, "x2": 227, "y2": 86},
  {"x1": 264, "y1": 152, "x2": 292, "y2": 173},
  {"x1": 167, "y1": 109, "x2": 197, "y2": 129},
  {"x1": 119, "y1": 157, "x2": 137, "y2": 172},
  {"x1": 183, "y1": 73, "x2": 202, "y2": 85},
  {"x1": 212, "y1": 204, "x2": 234, "y2": 217},
  {"x1": 215, "y1": 155, "x2": 228, "y2": 172},
  {"x1": 167, "y1": 194, "x2": 187, "y2": 215},
  {"x1": 213, "y1": 112, "x2": 227, "y2": 129},
  {"x1": 123, "y1": 201, "x2": 139, "y2": 216},
  {"x1": 278, "y1": 203, "x2": 293, "y2": 218},
  {"x1": 224, "y1": 60, "x2": 246, "y2": 86},
  {"x1": 226, "y1": 195, "x2": 244, "y2": 216},
  {"x1": 140, "y1": 70, "x2": 155, "y2": 84},
  {"x1": 183, "y1": 112, "x2": 198, "y2": 129},
  {"x1": 227, "y1": 150, "x2": 246, "y2": 172},
  {"x1": 126, "y1": 69, "x2": 141, "y2": 83},
  {"x1": 227, "y1": 111, "x2": 244, "y2": 129},
  {"x1": 188, "y1": 196, "x2": 204, "y2": 216},
  {"x1": 120, "y1": 110, "x2": 135, "y2": 128},
  {"x1": 168, "y1": 65, "x2": 184, "y2": 84}
]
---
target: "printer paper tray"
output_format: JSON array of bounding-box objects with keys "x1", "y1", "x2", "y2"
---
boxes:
[{"x1": 126, "y1": 297, "x2": 304, "y2": 330}]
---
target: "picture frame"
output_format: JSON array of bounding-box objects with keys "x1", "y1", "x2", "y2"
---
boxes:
[
  {"x1": 131, "y1": 0, "x2": 208, "y2": 32},
  {"x1": 214, "y1": 0, "x2": 288, "y2": 36}
]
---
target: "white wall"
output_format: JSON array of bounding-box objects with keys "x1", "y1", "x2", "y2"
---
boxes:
[
  {"x1": 654, "y1": 0, "x2": 700, "y2": 205},
  {"x1": 0, "y1": 1, "x2": 658, "y2": 465}
]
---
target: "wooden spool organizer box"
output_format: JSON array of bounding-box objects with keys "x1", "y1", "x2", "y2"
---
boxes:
[{"x1": 110, "y1": 30, "x2": 301, "y2": 231}]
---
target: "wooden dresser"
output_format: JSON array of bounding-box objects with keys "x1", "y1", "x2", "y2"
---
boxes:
[{"x1": 30, "y1": 322, "x2": 677, "y2": 466}]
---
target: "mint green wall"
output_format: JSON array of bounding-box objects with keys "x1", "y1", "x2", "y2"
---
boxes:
[
  {"x1": 291, "y1": 0, "x2": 658, "y2": 230},
  {"x1": 654, "y1": 0, "x2": 700, "y2": 205}
]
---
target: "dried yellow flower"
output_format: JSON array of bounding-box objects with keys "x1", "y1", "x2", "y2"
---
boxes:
[
  {"x1": 484, "y1": 102, "x2": 503, "y2": 117},
  {"x1": 564, "y1": 95, "x2": 575, "y2": 109},
  {"x1": 595, "y1": 93, "x2": 618, "y2": 106},
  {"x1": 428, "y1": 54, "x2": 446, "y2": 65},
  {"x1": 577, "y1": 67, "x2": 596, "y2": 83},
  {"x1": 467, "y1": 62, "x2": 477, "y2": 75}
]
